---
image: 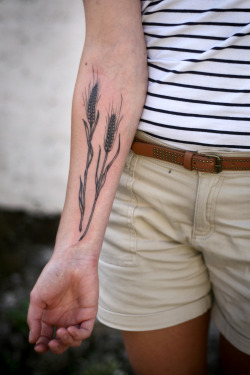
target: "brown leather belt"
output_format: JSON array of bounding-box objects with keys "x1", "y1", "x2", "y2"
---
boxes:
[{"x1": 132, "y1": 139, "x2": 250, "y2": 173}]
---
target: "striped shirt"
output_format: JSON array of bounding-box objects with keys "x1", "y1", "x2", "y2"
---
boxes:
[{"x1": 139, "y1": 0, "x2": 250, "y2": 151}]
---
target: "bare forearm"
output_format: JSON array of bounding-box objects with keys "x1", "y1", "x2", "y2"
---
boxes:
[{"x1": 55, "y1": 0, "x2": 148, "y2": 253}]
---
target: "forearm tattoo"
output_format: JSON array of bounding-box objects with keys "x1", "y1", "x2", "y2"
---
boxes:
[{"x1": 78, "y1": 73, "x2": 123, "y2": 240}]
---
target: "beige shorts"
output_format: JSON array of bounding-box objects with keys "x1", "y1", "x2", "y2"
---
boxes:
[{"x1": 97, "y1": 131, "x2": 250, "y2": 355}]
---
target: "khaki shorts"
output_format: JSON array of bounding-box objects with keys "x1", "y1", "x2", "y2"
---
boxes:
[{"x1": 97, "y1": 131, "x2": 250, "y2": 355}]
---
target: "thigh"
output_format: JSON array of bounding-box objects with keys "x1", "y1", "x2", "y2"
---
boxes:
[
  {"x1": 220, "y1": 335, "x2": 250, "y2": 375},
  {"x1": 122, "y1": 311, "x2": 210, "y2": 375}
]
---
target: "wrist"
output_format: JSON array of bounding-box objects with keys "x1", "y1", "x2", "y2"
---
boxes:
[{"x1": 53, "y1": 239, "x2": 101, "y2": 264}]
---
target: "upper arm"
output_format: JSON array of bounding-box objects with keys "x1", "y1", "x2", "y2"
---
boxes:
[
  {"x1": 83, "y1": 0, "x2": 144, "y2": 51},
  {"x1": 73, "y1": 0, "x2": 147, "y2": 133}
]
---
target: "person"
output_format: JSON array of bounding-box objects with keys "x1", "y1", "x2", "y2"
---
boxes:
[{"x1": 27, "y1": 1, "x2": 250, "y2": 374}]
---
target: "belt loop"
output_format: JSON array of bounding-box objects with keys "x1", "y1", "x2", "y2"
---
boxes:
[{"x1": 183, "y1": 151, "x2": 195, "y2": 171}]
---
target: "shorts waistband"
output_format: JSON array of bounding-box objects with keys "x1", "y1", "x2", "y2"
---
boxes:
[{"x1": 132, "y1": 137, "x2": 250, "y2": 174}]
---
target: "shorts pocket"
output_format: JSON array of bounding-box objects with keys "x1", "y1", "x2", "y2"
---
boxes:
[{"x1": 100, "y1": 151, "x2": 138, "y2": 267}]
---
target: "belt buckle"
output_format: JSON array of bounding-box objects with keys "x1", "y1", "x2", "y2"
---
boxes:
[{"x1": 204, "y1": 154, "x2": 222, "y2": 173}]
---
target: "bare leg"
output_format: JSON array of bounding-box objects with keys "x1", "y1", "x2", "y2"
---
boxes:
[
  {"x1": 220, "y1": 335, "x2": 250, "y2": 375},
  {"x1": 122, "y1": 311, "x2": 210, "y2": 375}
]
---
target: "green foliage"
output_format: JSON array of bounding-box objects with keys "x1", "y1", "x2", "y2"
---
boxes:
[
  {"x1": 6, "y1": 300, "x2": 29, "y2": 334},
  {"x1": 83, "y1": 359, "x2": 122, "y2": 375},
  {"x1": 0, "y1": 209, "x2": 134, "y2": 375}
]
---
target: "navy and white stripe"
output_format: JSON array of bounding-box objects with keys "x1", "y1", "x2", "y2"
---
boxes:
[{"x1": 139, "y1": 0, "x2": 250, "y2": 151}]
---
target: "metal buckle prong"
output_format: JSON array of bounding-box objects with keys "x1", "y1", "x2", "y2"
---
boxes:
[{"x1": 204, "y1": 154, "x2": 222, "y2": 173}]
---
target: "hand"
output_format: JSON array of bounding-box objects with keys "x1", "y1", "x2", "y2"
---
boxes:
[{"x1": 27, "y1": 245, "x2": 99, "y2": 354}]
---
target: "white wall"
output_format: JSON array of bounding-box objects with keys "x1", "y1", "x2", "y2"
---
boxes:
[{"x1": 0, "y1": 0, "x2": 85, "y2": 214}]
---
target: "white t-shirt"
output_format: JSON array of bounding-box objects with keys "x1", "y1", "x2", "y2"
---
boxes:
[{"x1": 139, "y1": 0, "x2": 250, "y2": 151}]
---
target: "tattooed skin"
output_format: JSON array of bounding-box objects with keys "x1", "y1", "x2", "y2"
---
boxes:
[
  {"x1": 78, "y1": 75, "x2": 123, "y2": 240},
  {"x1": 78, "y1": 74, "x2": 100, "y2": 232}
]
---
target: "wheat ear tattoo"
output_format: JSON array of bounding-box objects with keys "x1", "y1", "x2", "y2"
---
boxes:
[
  {"x1": 78, "y1": 75, "x2": 100, "y2": 232},
  {"x1": 78, "y1": 77, "x2": 123, "y2": 240}
]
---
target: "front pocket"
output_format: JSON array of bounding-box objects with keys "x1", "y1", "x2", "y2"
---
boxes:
[{"x1": 100, "y1": 151, "x2": 138, "y2": 267}]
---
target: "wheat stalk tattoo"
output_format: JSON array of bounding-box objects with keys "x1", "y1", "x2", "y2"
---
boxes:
[
  {"x1": 78, "y1": 75, "x2": 100, "y2": 232},
  {"x1": 78, "y1": 75, "x2": 123, "y2": 240}
]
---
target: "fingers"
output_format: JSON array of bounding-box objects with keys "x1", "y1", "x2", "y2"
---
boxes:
[
  {"x1": 27, "y1": 291, "x2": 47, "y2": 344},
  {"x1": 68, "y1": 318, "x2": 95, "y2": 341},
  {"x1": 48, "y1": 328, "x2": 82, "y2": 354},
  {"x1": 33, "y1": 322, "x2": 55, "y2": 353},
  {"x1": 47, "y1": 319, "x2": 95, "y2": 354},
  {"x1": 34, "y1": 335, "x2": 52, "y2": 353},
  {"x1": 28, "y1": 290, "x2": 96, "y2": 355},
  {"x1": 31, "y1": 326, "x2": 74, "y2": 355}
]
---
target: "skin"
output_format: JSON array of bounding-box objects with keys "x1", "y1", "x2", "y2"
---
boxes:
[
  {"x1": 27, "y1": 0, "x2": 148, "y2": 355},
  {"x1": 27, "y1": 0, "x2": 250, "y2": 373},
  {"x1": 122, "y1": 311, "x2": 211, "y2": 375},
  {"x1": 220, "y1": 335, "x2": 250, "y2": 375}
]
